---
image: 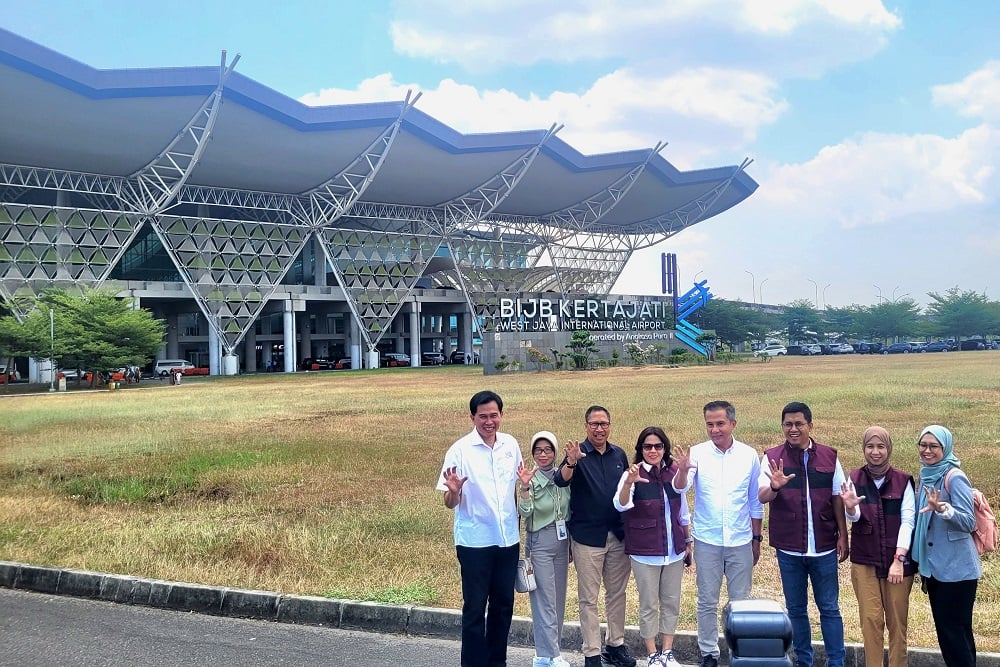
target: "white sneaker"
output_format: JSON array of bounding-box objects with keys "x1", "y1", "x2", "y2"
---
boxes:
[
  {"x1": 532, "y1": 658, "x2": 553, "y2": 667},
  {"x1": 660, "y1": 650, "x2": 685, "y2": 667},
  {"x1": 647, "y1": 653, "x2": 666, "y2": 667},
  {"x1": 552, "y1": 658, "x2": 571, "y2": 667}
]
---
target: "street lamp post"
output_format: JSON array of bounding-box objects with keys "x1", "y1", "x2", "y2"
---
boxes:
[
  {"x1": 822, "y1": 283, "x2": 831, "y2": 310},
  {"x1": 759, "y1": 278, "x2": 769, "y2": 305},
  {"x1": 807, "y1": 278, "x2": 818, "y2": 308},
  {"x1": 744, "y1": 270, "x2": 756, "y2": 306},
  {"x1": 694, "y1": 270, "x2": 704, "y2": 285},
  {"x1": 873, "y1": 284, "x2": 883, "y2": 304}
]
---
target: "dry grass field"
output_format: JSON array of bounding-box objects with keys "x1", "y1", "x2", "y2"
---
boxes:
[{"x1": 2, "y1": 352, "x2": 999, "y2": 650}]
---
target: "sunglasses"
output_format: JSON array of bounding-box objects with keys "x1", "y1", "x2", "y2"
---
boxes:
[{"x1": 641, "y1": 443, "x2": 665, "y2": 451}]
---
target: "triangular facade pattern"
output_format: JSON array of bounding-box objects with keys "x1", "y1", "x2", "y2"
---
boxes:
[
  {"x1": 0, "y1": 203, "x2": 144, "y2": 314},
  {"x1": 152, "y1": 215, "x2": 311, "y2": 353},
  {"x1": 319, "y1": 228, "x2": 443, "y2": 348},
  {"x1": 547, "y1": 245, "x2": 631, "y2": 296},
  {"x1": 446, "y1": 237, "x2": 544, "y2": 331}
]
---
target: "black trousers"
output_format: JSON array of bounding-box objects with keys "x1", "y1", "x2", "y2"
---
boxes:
[
  {"x1": 926, "y1": 576, "x2": 978, "y2": 667},
  {"x1": 456, "y1": 543, "x2": 519, "y2": 667}
]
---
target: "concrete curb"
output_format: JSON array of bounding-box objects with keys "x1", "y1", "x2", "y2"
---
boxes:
[{"x1": 0, "y1": 561, "x2": 993, "y2": 666}]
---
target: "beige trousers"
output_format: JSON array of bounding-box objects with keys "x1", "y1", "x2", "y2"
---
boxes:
[
  {"x1": 572, "y1": 533, "x2": 632, "y2": 657},
  {"x1": 850, "y1": 562, "x2": 913, "y2": 667}
]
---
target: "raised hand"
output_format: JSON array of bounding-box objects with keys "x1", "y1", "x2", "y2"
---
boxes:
[
  {"x1": 672, "y1": 444, "x2": 696, "y2": 472},
  {"x1": 443, "y1": 466, "x2": 468, "y2": 494},
  {"x1": 517, "y1": 461, "x2": 538, "y2": 486},
  {"x1": 768, "y1": 458, "x2": 796, "y2": 490},
  {"x1": 840, "y1": 480, "x2": 866, "y2": 512},
  {"x1": 564, "y1": 439, "x2": 587, "y2": 465},
  {"x1": 625, "y1": 463, "x2": 649, "y2": 485},
  {"x1": 920, "y1": 485, "x2": 945, "y2": 513}
]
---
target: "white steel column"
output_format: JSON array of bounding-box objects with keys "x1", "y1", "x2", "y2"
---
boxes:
[
  {"x1": 208, "y1": 320, "x2": 220, "y2": 375},
  {"x1": 282, "y1": 300, "x2": 297, "y2": 373},
  {"x1": 409, "y1": 301, "x2": 420, "y2": 366},
  {"x1": 350, "y1": 318, "x2": 362, "y2": 369}
]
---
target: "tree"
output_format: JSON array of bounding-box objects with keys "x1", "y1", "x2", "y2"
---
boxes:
[
  {"x1": 925, "y1": 288, "x2": 998, "y2": 341},
  {"x1": 697, "y1": 299, "x2": 777, "y2": 349},
  {"x1": 822, "y1": 306, "x2": 864, "y2": 341},
  {"x1": 565, "y1": 330, "x2": 597, "y2": 369},
  {"x1": 859, "y1": 299, "x2": 923, "y2": 342},
  {"x1": 7, "y1": 287, "x2": 167, "y2": 386},
  {"x1": 782, "y1": 299, "x2": 823, "y2": 344}
]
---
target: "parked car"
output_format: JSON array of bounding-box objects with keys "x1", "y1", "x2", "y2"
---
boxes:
[
  {"x1": 334, "y1": 358, "x2": 352, "y2": 370},
  {"x1": 421, "y1": 352, "x2": 446, "y2": 365},
  {"x1": 301, "y1": 357, "x2": 336, "y2": 370},
  {"x1": 886, "y1": 342, "x2": 912, "y2": 354},
  {"x1": 753, "y1": 344, "x2": 787, "y2": 357},
  {"x1": 959, "y1": 338, "x2": 988, "y2": 351},
  {"x1": 923, "y1": 341, "x2": 951, "y2": 353},
  {"x1": 855, "y1": 341, "x2": 885, "y2": 354},
  {"x1": 153, "y1": 359, "x2": 196, "y2": 377},
  {"x1": 786, "y1": 345, "x2": 806, "y2": 356},
  {"x1": 907, "y1": 342, "x2": 927, "y2": 353},
  {"x1": 834, "y1": 343, "x2": 854, "y2": 354},
  {"x1": 803, "y1": 344, "x2": 823, "y2": 356},
  {"x1": 1, "y1": 366, "x2": 19, "y2": 383},
  {"x1": 450, "y1": 350, "x2": 471, "y2": 364},
  {"x1": 381, "y1": 352, "x2": 411, "y2": 367}
]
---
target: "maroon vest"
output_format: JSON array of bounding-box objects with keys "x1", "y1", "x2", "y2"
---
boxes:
[
  {"x1": 849, "y1": 467, "x2": 916, "y2": 577},
  {"x1": 766, "y1": 441, "x2": 840, "y2": 553},
  {"x1": 622, "y1": 462, "x2": 686, "y2": 557}
]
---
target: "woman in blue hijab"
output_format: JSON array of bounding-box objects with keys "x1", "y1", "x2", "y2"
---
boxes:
[{"x1": 911, "y1": 425, "x2": 981, "y2": 666}]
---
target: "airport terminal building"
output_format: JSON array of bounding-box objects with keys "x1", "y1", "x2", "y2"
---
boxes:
[{"x1": 0, "y1": 27, "x2": 758, "y2": 375}]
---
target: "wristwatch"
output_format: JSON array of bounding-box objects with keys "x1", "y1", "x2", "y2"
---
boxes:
[
  {"x1": 752, "y1": 535, "x2": 763, "y2": 542},
  {"x1": 895, "y1": 553, "x2": 906, "y2": 563}
]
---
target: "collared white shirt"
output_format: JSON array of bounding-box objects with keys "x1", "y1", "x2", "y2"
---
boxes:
[
  {"x1": 759, "y1": 441, "x2": 846, "y2": 556},
  {"x1": 674, "y1": 438, "x2": 764, "y2": 547},
  {"x1": 846, "y1": 476, "x2": 916, "y2": 551},
  {"x1": 614, "y1": 462, "x2": 691, "y2": 566},
  {"x1": 437, "y1": 428, "x2": 522, "y2": 548}
]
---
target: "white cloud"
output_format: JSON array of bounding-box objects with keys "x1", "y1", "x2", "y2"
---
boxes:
[
  {"x1": 932, "y1": 61, "x2": 1000, "y2": 122},
  {"x1": 389, "y1": 0, "x2": 899, "y2": 77},
  {"x1": 299, "y1": 67, "x2": 786, "y2": 165},
  {"x1": 756, "y1": 124, "x2": 1000, "y2": 228}
]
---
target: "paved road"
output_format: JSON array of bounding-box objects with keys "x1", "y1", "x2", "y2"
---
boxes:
[{"x1": 0, "y1": 588, "x2": 581, "y2": 666}]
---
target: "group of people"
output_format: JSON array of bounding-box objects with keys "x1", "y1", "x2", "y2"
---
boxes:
[{"x1": 438, "y1": 392, "x2": 981, "y2": 667}]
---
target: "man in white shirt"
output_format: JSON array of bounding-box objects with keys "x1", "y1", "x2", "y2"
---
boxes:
[
  {"x1": 438, "y1": 390, "x2": 525, "y2": 667},
  {"x1": 672, "y1": 400, "x2": 764, "y2": 667}
]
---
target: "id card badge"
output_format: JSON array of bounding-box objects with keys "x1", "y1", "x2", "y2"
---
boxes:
[{"x1": 555, "y1": 519, "x2": 568, "y2": 540}]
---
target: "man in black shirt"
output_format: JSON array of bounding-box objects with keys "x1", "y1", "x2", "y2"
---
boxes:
[{"x1": 555, "y1": 405, "x2": 636, "y2": 667}]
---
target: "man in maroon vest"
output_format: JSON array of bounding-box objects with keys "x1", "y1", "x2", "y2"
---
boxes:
[
  {"x1": 841, "y1": 426, "x2": 915, "y2": 667},
  {"x1": 758, "y1": 401, "x2": 848, "y2": 667}
]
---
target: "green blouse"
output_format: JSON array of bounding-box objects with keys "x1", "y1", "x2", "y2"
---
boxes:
[{"x1": 518, "y1": 470, "x2": 571, "y2": 532}]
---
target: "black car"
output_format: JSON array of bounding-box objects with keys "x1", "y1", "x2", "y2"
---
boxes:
[
  {"x1": 886, "y1": 342, "x2": 912, "y2": 354},
  {"x1": 959, "y1": 339, "x2": 988, "y2": 350},
  {"x1": 301, "y1": 357, "x2": 335, "y2": 370},
  {"x1": 421, "y1": 352, "x2": 446, "y2": 365},
  {"x1": 923, "y1": 341, "x2": 951, "y2": 353}
]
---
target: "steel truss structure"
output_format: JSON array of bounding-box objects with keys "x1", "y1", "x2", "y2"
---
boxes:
[{"x1": 0, "y1": 157, "x2": 751, "y2": 352}]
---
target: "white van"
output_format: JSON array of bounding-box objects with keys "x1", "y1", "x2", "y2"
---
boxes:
[{"x1": 153, "y1": 359, "x2": 195, "y2": 377}]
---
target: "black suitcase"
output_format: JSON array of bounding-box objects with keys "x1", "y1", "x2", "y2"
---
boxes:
[{"x1": 723, "y1": 599, "x2": 794, "y2": 667}]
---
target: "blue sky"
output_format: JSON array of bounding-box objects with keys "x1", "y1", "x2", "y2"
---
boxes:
[{"x1": 4, "y1": 0, "x2": 998, "y2": 307}]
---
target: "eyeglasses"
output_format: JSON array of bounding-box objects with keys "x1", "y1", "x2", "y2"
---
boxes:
[
  {"x1": 782, "y1": 421, "x2": 809, "y2": 429},
  {"x1": 532, "y1": 447, "x2": 555, "y2": 455},
  {"x1": 586, "y1": 421, "x2": 611, "y2": 430},
  {"x1": 918, "y1": 443, "x2": 942, "y2": 451},
  {"x1": 641, "y1": 443, "x2": 665, "y2": 451}
]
